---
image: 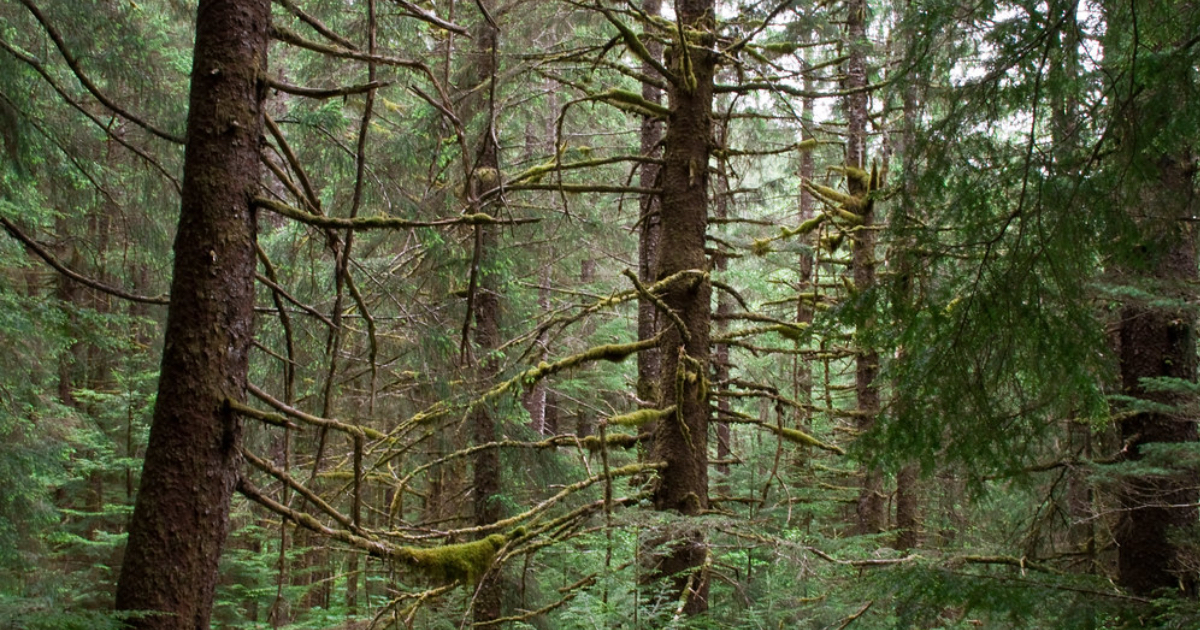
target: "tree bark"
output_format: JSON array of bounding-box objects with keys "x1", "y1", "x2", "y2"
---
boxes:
[
  {"x1": 845, "y1": 0, "x2": 885, "y2": 535},
  {"x1": 648, "y1": 0, "x2": 715, "y2": 614},
  {"x1": 114, "y1": 0, "x2": 268, "y2": 627},
  {"x1": 467, "y1": 1, "x2": 504, "y2": 622},
  {"x1": 1105, "y1": 0, "x2": 1199, "y2": 597},
  {"x1": 1116, "y1": 154, "x2": 1198, "y2": 596},
  {"x1": 637, "y1": 0, "x2": 664, "y2": 412}
]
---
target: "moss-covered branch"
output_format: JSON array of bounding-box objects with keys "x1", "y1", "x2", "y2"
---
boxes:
[
  {"x1": 509, "y1": 154, "x2": 662, "y2": 185},
  {"x1": 393, "y1": 462, "x2": 664, "y2": 541},
  {"x1": 622, "y1": 268, "x2": 692, "y2": 343},
  {"x1": 255, "y1": 197, "x2": 537, "y2": 230},
  {"x1": 501, "y1": 182, "x2": 659, "y2": 195},
  {"x1": 242, "y1": 447, "x2": 354, "y2": 530},
  {"x1": 606, "y1": 406, "x2": 676, "y2": 427},
  {"x1": 760, "y1": 422, "x2": 844, "y2": 454},
  {"x1": 242, "y1": 384, "x2": 386, "y2": 440},
  {"x1": 596, "y1": 5, "x2": 676, "y2": 85},
  {"x1": 712, "y1": 321, "x2": 810, "y2": 344}
]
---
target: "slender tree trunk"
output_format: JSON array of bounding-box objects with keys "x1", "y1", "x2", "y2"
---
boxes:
[
  {"x1": 114, "y1": 0, "x2": 268, "y2": 626},
  {"x1": 637, "y1": 0, "x2": 663, "y2": 411},
  {"x1": 467, "y1": 1, "x2": 504, "y2": 622},
  {"x1": 845, "y1": 0, "x2": 885, "y2": 535},
  {"x1": 795, "y1": 64, "x2": 816, "y2": 434},
  {"x1": 649, "y1": 0, "x2": 716, "y2": 614},
  {"x1": 892, "y1": 34, "x2": 920, "y2": 550}
]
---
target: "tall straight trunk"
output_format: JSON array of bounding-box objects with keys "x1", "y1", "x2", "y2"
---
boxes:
[
  {"x1": 845, "y1": 0, "x2": 884, "y2": 535},
  {"x1": 1116, "y1": 153, "x2": 1198, "y2": 596},
  {"x1": 468, "y1": 1, "x2": 504, "y2": 622},
  {"x1": 1103, "y1": 0, "x2": 1198, "y2": 597},
  {"x1": 713, "y1": 154, "x2": 731, "y2": 478},
  {"x1": 795, "y1": 66, "x2": 815, "y2": 424},
  {"x1": 637, "y1": 0, "x2": 664, "y2": 410},
  {"x1": 892, "y1": 26, "x2": 920, "y2": 550},
  {"x1": 649, "y1": 0, "x2": 715, "y2": 614},
  {"x1": 114, "y1": 0, "x2": 268, "y2": 626}
]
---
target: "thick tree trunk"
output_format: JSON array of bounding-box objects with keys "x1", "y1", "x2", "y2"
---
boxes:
[
  {"x1": 1117, "y1": 157, "x2": 1198, "y2": 597},
  {"x1": 114, "y1": 0, "x2": 268, "y2": 627},
  {"x1": 649, "y1": 0, "x2": 715, "y2": 614}
]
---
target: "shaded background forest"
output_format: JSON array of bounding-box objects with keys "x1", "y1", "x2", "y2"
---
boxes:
[{"x1": 1, "y1": 0, "x2": 1199, "y2": 628}]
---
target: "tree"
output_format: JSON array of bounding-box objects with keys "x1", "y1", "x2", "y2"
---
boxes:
[
  {"x1": 647, "y1": 0, "x2": 716, "y2": 614},
  {"x1": 113, "y1": 0, "x2": 269, "y2": 627},
  {"x1": 1104, "y1": 0, "x2": 1200, "y2": 596}
]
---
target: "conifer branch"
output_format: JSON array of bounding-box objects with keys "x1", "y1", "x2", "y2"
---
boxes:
[
  {"x1": 18, "y1": 0, "x2": 185, "y2": 144},
  {"x1": 595, "y1": 5, "x2": 676, "y2": 84},
  {"x1": 266, "y1": 78, "x2": 390, "y2": 99},
  {"x1": 254, "y1": 197, "x2": 537, "y2": 229},
  {"x1": 243, "y1": 383, "x2": 386, "y2": 440},
  {"x1": 0, "y1": 217, "x2": 169, "y2": 305}
]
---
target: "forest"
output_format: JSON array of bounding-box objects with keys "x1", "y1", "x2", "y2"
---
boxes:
[{"x1": 0, "y1": 0, "x2": 1198, "y2": 628}]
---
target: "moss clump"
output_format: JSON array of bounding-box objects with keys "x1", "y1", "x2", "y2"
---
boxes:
[
  {"x1": 397, "y1": 533, "x2": 507, "y2": 585},
  {"x1": 763, "y1": 423, "x2": 844, "y2": 455},
  {"x1": 608, "y1": 406, "x2": 675, "y2": 428}
]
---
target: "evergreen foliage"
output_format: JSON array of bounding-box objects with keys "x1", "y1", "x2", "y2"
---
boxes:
[{"x1": 2, "y1": 0, "x2": 1200, "y2": 626}]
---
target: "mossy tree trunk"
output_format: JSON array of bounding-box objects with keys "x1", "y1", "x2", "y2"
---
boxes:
[
  {"x1": 845, "y1": 0, "x2": 885, "y2": 536},
  {"x1": 637, "y1": 0, "x2": 663, "y2": 414},
  {"x1": 648, "y1": 0, "x2": 716, "y2": 614},
  {"x1": 113, "y1": 0, "x2": 268, "y2": 626},
  {"x1": 467, "y1": 0, "x2": 504, "y2": 622}
]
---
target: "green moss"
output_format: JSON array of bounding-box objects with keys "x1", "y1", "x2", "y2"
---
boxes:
[
  {"x1": 759, "y1": 41, "x2": 799, "y2": 55},
  {"x1": 397, "y1": 533, "x2": 507, "y2": 585},
  {"x1": 763, "y1": 423, "x2": 844, "y2": 454},
  {"x1": 608, "y1": 406, "x2": 676, "y2": 427}
]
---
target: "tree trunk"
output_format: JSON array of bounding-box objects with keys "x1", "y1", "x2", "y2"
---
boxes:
[
  {"x1": 845, "y1": 0, "x2": 885, "y2": 535},
  {"x1": 114, "y1": 0, "x2": 268, "y2": 627},
  {"x1": 1105, "y1": 0, "x2": 1199, "y2": 596},
  {"x1": 637, "y1": 0, "x2": 663, "y2": 412},
  {"x1": 1116, "y1": 154, "x2": 1198, "y2": 596},
  {"x1": 648, "y1": 0, "x2": 715, "y2": 614},
  {"x1": 467, "y1": 1, "x2": 504, "y2": 622}
]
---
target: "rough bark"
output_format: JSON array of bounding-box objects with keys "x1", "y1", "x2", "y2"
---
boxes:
[
  {"x1": 892, "y1": 47, "x2": 920, "y2": 551},
  {"x1": 648, "y1": 0, "x2": 715, "y2": 614},
  {"x1": 637, "y1": 0, "x2": 664, "y2": 411},
  {"x1": 114, "y1": 0, "x2": 268, "y2": 626},
  {"x1": 1106, "y1": 0, "x2": 1199, "y2": 596},
  {"x1": 467, "y1": 1, "x2": 504, "y2": 622},
  {"x1": 845, "y1": 0, "x2": 885, "y2": 535},
  {"x1": 1116, "y1": 153, "x2": 1198, "y2": 596}
]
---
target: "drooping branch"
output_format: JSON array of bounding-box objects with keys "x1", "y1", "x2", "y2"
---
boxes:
[
  {"x1": 0, "y1": 217, "x2": 169, "y2": 305},
  {"x1": 271, "y1": 24, "x2": 428, "y2": 70},
  {"x1": 273, "y1": 0, "x2": 360, "y2": 49},
  {"x1": 384, "y1": 0, "x2": 470, "y2": 35},
  {"x1": 594, "y1": 4, "x2": 676, "y2": 85},
  {"x1": 242, "y1": 447, "x2": 355, "y2": 530},
  {"x1": 266, "y1": 78, "x2": 390, "y2": 99},
  {"x1": 18, "y1": 0, "x2": 184, "y2": 144},
  {"x1": 0, "y1": 37, "x2": 182, "y2": 191},
  {"x1": 240, "y1": 384, "x2": 386, "y2": 440},
  {"x1": 622, "y1": 268, "x2": 691, "y2": 343}
]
